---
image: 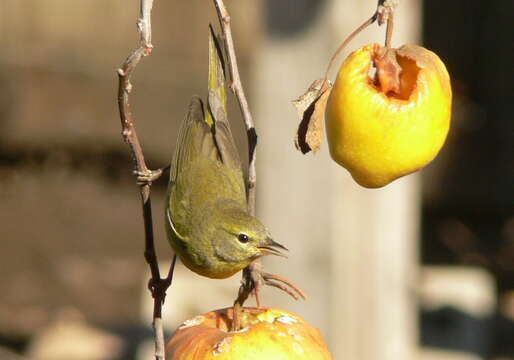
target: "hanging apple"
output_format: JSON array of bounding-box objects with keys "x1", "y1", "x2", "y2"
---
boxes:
[{"x1": 325, "y1": 43, "x2": 452, "y2": 188}]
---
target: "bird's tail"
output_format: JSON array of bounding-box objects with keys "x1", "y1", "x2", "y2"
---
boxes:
[{"x1": 170, "y1": 26, "x2": 242, "y2": 183}]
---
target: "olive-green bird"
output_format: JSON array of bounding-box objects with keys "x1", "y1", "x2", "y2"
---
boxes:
[{"x1": 165, "y1": 95, "x2": 286, "y2": 279}]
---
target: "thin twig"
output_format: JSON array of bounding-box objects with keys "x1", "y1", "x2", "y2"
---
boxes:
[
  {"x1": 117, "y1": 0, "x2": 160, "y2": 286},
  {"x1": 211, "y1": 0, "x2": 263, "y2": 331},
  {"x1": 323, "y1": 16, "x2": 377, "y2": 83},
  {"x1": 116, "y1": 1, "x2": 175, "y2": 359},
  {"x1": 384, "y1": 11, "x2": 394, "y2": 47},
  {"x1": 212, "y1": 0, "x2": 257, "y2": 215},
  {"x1": 212, "y1": 0, "x2": 307, "y2": 332}
]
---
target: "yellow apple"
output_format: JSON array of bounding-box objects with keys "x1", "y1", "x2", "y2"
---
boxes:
[{"x1": 326, "y1": 43, "x2": 452, "y2": 188}]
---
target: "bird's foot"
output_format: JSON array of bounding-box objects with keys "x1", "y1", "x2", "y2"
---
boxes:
[
  {"x1": 147, "y1": 276, "x2": 172, "y2": 302},
  {"x1": 230, "y1": 260, "x2": 306, "y2": 331},
  {"x1": 134, "y1": 165, "x2": 170, "y2": 185},
  {"x1": 260, "y1": 271, "x2": 307, "y2": 302}
]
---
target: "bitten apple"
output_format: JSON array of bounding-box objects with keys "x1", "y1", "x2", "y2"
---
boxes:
[{"x1": 326, "y1": 43, "x2": 452, "y2": 188}]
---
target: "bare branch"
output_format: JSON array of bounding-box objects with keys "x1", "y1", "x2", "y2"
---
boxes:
[
  {"x1": 212, "y1": 0, "x2": 306, "y2": 332},
  {"x1": 138, "y1": 0, "x2": 154, "y2": 47},
  {"x1": 212, "y1": 0, "x2": 257, "y2": 214},
  {"x1": 211, "y1": 0, "x2": 263, "y2": 332},
  {"x1": 116, "y1": 1, "x2": 175, "y2": 359},
  {"x1": 117, "y1": 0, "x2": 160, "y2": 285}
]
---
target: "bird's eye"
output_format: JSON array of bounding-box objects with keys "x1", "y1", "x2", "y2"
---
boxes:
[{"x1": 238, "y1": 233, "x2": 250, "y2": 243}]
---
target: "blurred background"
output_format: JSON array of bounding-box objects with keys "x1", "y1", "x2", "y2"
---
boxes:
[{"x1": 0, "y1": 0, "x2": 512, "y2": 359}]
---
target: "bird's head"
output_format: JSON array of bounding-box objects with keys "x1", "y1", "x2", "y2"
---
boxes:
[{"x1": 212, "y1": 207, "x2": 287, "y2": 265}]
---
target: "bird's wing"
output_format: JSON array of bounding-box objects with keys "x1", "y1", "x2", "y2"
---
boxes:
[
  {"x1": 208, "y1": 90, "x2": 242, "y2": 170},
  {"x1": 170, "y1": 96, "x2": 220, "y2": 184}
]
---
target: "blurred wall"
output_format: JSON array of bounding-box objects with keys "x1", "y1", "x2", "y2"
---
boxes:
[
  {"x1": 254, "y1": 1, "x2": 421, "y2": 359},
  {"x1": 0, "y1": 0, "x2": 260, "y2": 343},
  {"x1": 1, "y1": 1, "x2": 512, "y2": 359}
]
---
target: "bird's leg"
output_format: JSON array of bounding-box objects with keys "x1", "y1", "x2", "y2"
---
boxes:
[
  {"x1": 147, "y1": 275, "x2": 172, "y2": 304},
  {"x1": 135, "y1": 165, "x2": 170, "y2": 185},
  {"x1": 147, "y1": 255, "x2": 176, "y2": 303},
  {"x1": 231, "y1": 268, "x2": 253, "y2": 331},
  {"x1": 247, "y1": 261, "x2": 264, "y2": 308}
]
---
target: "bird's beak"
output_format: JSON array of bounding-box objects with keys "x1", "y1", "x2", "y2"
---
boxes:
[{"x1": 258, "y1": 238, "x2": 288, "y2": 258}]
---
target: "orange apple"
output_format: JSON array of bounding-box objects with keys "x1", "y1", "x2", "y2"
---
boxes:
[{"x1": 166, "y1": 307, "x2": 332, "y2": 359}]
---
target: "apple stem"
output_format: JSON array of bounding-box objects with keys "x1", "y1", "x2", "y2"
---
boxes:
[
  {"x1": 321, "y1": 0, "x2": 399, "y2": 92},
  {"x1": 384, "y1": 10, "x2": 394, "y2": 48},
  {"x1": 377, "y1": 0, "x2": 398, "y2": 47}
]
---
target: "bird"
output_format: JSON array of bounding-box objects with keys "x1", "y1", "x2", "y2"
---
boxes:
[{"x1": 165, "y1": 94, "x2": 287, "y2": 279}]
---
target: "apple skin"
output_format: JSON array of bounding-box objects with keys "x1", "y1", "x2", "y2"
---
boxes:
[
  {"x1": 166, "y1": 307, "x2": 332, "y2": 360},
  {"x1": 326, "y1": 43, "x2": 452, "y2": 188}
]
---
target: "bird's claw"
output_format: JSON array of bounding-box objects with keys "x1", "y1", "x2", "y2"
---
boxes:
[
  {"x1": 147, "y1": 277, "x2": 171, "y2": 302},
  {"x1": 231, "y1": 261, "x2": 307, "y2": 331},
  {"x1": 261, "y1": 272, "x2": 307, "y2": 301},
  {"x1": 244, "y1": 262, "x2": 306, "y2": 306},
  {"x1": 134, "y1": 166, "x2": 169, "y2": 185}
]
